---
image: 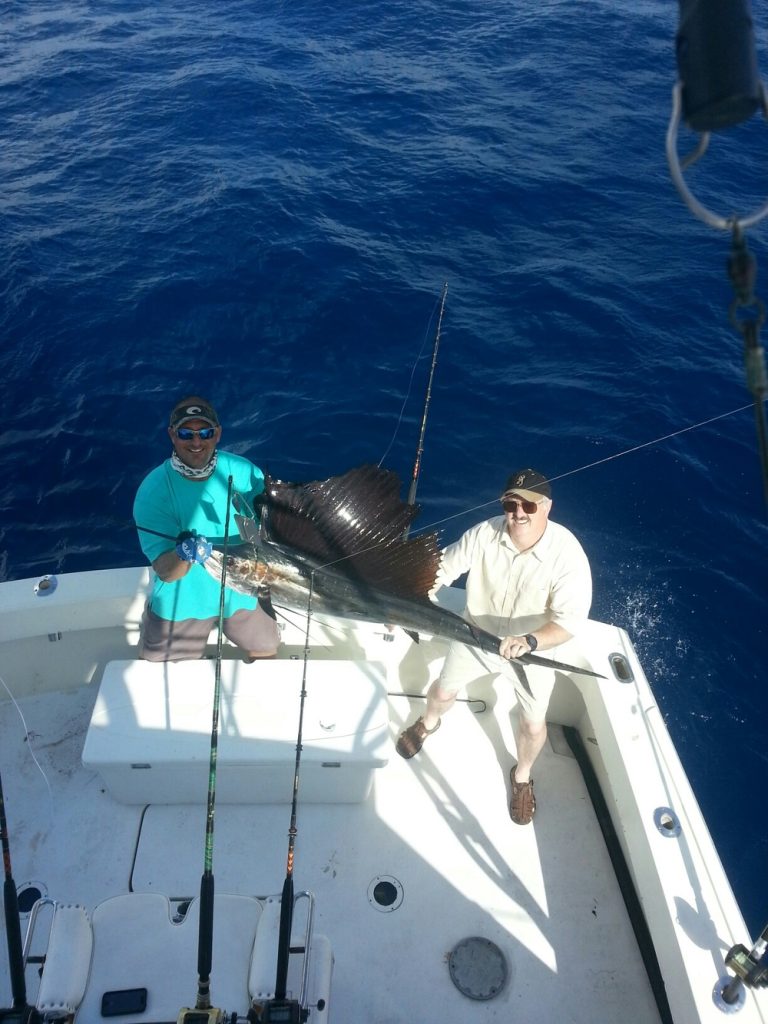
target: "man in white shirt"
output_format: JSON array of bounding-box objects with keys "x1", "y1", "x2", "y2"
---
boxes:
[{"x1": 395, "y1": 468, "x2": 592, "y2": 825}]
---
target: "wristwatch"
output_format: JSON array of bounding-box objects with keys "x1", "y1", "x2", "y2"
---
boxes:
[{"x1": 524, "y1": 633, "x2": 538, "y2": 651}]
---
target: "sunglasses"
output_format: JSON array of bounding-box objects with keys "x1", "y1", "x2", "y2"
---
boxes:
[
  {"x1": 501, "y1": 496, "x2": 540, "y2": 515},
  {"x1": 175, "y1": 426, "x2": 217, "y2": 441}
]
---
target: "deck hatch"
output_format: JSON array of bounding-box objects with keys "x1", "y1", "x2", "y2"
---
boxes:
[
  {"x1": 17, "y1": 881, "x2": 46, "y2": 913},
  {"x1": 448, "y1": 936, "x2": 508, "y2": 1000}
]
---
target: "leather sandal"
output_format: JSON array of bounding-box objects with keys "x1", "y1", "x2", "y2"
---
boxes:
[
  {"x1": 396, "y1": 716, "x2": 441, "y2": 759},
  {"x1": 509, "y1": 768, "x2": 536, "y2": 825}
]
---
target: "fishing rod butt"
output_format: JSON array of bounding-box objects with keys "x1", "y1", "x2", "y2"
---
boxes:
[{"x1": 3, "y1": 879, "x2": 29, "y2": 1013}]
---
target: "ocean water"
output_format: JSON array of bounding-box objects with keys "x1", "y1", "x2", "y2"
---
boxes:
[{"x1": 1, "y1": 1, "x2": 767, "y2": 937}]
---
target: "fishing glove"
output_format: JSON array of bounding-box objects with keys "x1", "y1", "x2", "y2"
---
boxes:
[{"x1": 175, "y1": 531, "x2": 212, "y2": 565}]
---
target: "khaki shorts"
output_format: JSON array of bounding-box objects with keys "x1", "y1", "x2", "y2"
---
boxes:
[
  {"x1": 438, "y1": 640, "x2": 556, "y2": 723},
  {"x1": 139, "y1": 603, "x2": 280, "y2": 663}
]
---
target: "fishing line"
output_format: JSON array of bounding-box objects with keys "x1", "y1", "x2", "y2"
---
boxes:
[
  {"x1": 377, "y1": 287, "x2": 445, "y2": 469},
  {"x1": 273, "y1": 400, "x2": 759, "y2": 586},
  {"x1": 410, "y1": 399, "x2": 762, "y2": 535},
  {"x1": 0, "y1": 673, "x2": 55, "y2": 814}
]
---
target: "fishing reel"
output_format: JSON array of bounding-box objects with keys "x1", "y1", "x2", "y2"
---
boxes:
[
  {"x1": 177, "y1": 1008, "x2": 230, "y2": 1023},
  {"x1": 0, "y1": 1010, "x2": 42, "y2": 1023},
  {"x1": 725, "y1": 936, "x2": 768, "y2": 990},
  {"x1": 247, "y1": 997, "x2": 308, "y2": 1023},
  {"x1": 714, "y1": 924, "x2": 768, "y2": 1010}
]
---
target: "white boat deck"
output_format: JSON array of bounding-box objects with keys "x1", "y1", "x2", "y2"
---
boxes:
[
  {"x1": 0, "y1": 569, "x2": 765, "y2": 1023},
  {"x1": 1, "y1": 652, "x2": 660, "y2": 1023}
]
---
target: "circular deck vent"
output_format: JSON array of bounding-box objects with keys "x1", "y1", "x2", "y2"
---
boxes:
[
  {"x1": 367, "y1": 875, "x2": 403, "y2": 913},
  {"x1": 448, "y1": 936, "x2": 508, "y2": 1001}
]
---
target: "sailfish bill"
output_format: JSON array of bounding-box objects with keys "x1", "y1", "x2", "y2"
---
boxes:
[{"x1": 205, "y1": 465, "x2": 605, "y2": 680}]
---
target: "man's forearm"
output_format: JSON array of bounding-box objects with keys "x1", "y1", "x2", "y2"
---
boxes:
[
  {"x1": 527, "y1": 622, "x2": 572, "y2": 651},
  {"x1": 152, "y1": 549, "x2": 191, "y2": 582}
]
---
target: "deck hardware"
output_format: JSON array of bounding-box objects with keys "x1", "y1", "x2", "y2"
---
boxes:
[
  {"x1": 388, "y1": 691, "x2": 487, "y2": 714},
  {"x1": 653, "y1": 807, "x2": 682, "y2": 838},
  {"x1": 713, "y1": 976, "x2": 748, "y2": 1013},
  {"x1": 367, "y1": 875, "x2": 403, "y2": 913},
  {"x1": 34, "y1": 575, "x2": 58, "y2": 597},
  {"x1": 47, "y1": 633, "x2": 62, "y2": 642},
  {"x1": 448, "y1": 936, "x2": 508, "y2": 1000},
  {"x1": 715, "y1": 922, "x2": 768, "y2": 1010},
  {"x1": 16, "y1": 883, "x2": 47, "y2": 915},
  {"x1": 609, "y1": 653, "x2": 634, "y2": 683}
]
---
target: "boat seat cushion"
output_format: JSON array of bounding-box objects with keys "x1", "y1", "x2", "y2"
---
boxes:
[
  {"x1": 69, "y1": 892, "x2": 261, "y2": 1022},
  {"x1": 36, "y1": 903, "x2": 93, "y2": 1015}
]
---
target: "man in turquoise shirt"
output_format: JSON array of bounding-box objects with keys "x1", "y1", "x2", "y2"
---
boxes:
[{"x1": 133, "y1": 395, "x2": 280, "y2": 662}]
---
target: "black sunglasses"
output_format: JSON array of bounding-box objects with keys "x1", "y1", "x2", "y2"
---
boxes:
[
  {"x1": 501, "y1": 496, "x2": 540, "y2": 515},
  {"x1": 175, "y1": 426, "x2": 216, "y2": 441}
]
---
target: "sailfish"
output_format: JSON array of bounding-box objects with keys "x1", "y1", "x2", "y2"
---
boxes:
[{"x1": 204, "y1": 464, "x2": 604, "y2": 679}]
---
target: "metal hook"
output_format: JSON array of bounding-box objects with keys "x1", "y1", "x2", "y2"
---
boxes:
[{"x1": 666, "y1": 82, "x2": 768, "y2": 231}]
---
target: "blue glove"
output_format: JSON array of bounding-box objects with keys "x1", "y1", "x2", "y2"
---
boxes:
[{"x1": 175, "y1": 531, "x2": 213, "y2": 565}]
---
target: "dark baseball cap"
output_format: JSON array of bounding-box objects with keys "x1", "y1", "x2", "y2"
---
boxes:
[
  {"x1": 169, "y1": 398, "x2": 220, "y2": 430},
  {"x1": 502, "y1": 468, "x2": 551, "y2": 502}
]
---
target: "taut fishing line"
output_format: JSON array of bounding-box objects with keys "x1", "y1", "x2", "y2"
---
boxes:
[
  {"x1": 377, "y1": 288, "x2": 444, "y2": 469},
  {"x1": 411, "y1": 399, "x2": 761, "y2": 536}
]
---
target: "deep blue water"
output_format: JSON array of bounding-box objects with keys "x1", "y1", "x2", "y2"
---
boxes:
[{"x1": 1, "y1": 1, "x2": 766, "y2": 936}]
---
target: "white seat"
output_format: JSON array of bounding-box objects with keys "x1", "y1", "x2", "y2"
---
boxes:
[{"x1": 36, "y1": 890, "x2": 331, "y2": 1022}]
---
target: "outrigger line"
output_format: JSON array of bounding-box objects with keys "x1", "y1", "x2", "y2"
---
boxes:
[
  {"x1": 178, "y1": 474, "x2": 234, "y2": 1024},
  {"x1": 0, "y1": 768, "x2": 42, "y2": 1023}
]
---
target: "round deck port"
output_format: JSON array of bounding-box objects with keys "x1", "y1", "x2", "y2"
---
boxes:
[{"x1": 367, "y1": 875, "x2": 403, "y2": 912}]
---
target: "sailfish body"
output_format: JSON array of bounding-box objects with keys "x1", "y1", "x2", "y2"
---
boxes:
[{"x1": 205, "y1": 465, "x2": 603, "y2": 678}]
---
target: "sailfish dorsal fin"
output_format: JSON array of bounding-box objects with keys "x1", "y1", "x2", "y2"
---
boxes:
[{"x1": 261, "y1": 464, "x2": 441, "y2": 600}]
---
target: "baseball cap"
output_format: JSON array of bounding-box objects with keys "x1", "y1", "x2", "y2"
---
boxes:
[
  {"x1": 502, "y1": 468, "x2": 552, "y2": 502},
  {"x1": 169, "y1": 398, "x2": 220, "y2": 430}
]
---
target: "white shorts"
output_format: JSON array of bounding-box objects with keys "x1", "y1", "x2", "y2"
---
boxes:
[{"x1": 438, "y1": 641, "x2": 557, "y2": 723}]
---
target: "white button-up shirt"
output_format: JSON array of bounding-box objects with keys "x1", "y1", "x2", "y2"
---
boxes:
[{"x1": 431, "y1": 516, "x2": 592, "y2": 640}]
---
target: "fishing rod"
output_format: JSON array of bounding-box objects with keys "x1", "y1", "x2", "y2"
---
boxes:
[
  {"x1": 404, "y1": 282, "x2": 448, "y2": 534},
  {"x1": 249, "y1": 575, "x2": 316, "y2": 1024},
  {"x1": 178, "y1": 476, "x2": 233, "y2": 1024},
  {"x1": 0, "y1": 766, "x2": 41, "y2": 1023}
]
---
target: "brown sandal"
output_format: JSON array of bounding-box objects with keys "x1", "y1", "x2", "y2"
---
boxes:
[
  {"x1": 509, "y1": 769, "x2": 536, "y2": 825},
  {"x1": 396, "y1": 716, "x2": 441, "y2": 759}
]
